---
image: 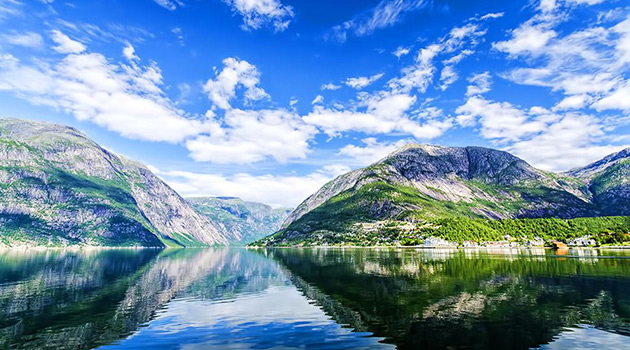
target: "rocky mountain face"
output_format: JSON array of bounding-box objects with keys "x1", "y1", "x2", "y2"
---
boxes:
[
  {"x1": 568, "y1": 148, "x2": 630, "y2": 216},
  {"x1": 267, "y1": 144, "x2": 629, "y2": 245},
  {"x1": 188, "y1": 197, "x2": 291, "y2": 244},
  {"x1": 0, "y1": 118, "x2": 229, "y2": 247}
]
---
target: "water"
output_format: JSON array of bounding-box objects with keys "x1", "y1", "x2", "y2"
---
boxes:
[{"x1": 0, "y1": 248, "x2": 629, "y2": 349}]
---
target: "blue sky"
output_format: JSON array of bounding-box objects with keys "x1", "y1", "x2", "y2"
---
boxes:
[{"x1": 0, "y1": 0, "x2": 628, "y2": 207}]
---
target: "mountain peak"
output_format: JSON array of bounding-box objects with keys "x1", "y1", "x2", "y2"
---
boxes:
[
  {"x1": 0, "y1": 118, "x2": 230, "y2": 247},
  {"x1": 569, "y1": 147, "x2": 630, "y2": 179}
]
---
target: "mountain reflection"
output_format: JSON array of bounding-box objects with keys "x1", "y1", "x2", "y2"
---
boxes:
[
  {"x1": 267, "y1": 248, "x2": 630, "y2": 350},
  {"x1": 0, "y1": 248, "x2": 287, "y2": 349},
  {"x1": 1, "y1": 247, "x2": 629, "y2": 350}
]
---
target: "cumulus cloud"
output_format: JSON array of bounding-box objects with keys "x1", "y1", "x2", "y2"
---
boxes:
[
  {"x1": 388, "y1": 44, "x2": 440, "y2": 93},
  {"x1": 0, "y1": 45, "x2": 207, "y2": 142},
  {"x1": 456, "y1": 96, "x2": 547, "y2": 142},
  {"x1": 203, "y1": 57, "x2": 269, "y2": 110},
  {"x1": 122, "y1": 43, "x2": 139, "y2": 61},
  {"x1": 494, "y1": 24, "x2": 557, "y2": 56},
  {"x1": 1, "y1": 31, "x2": 43, "y2": 48},
  {"x1": 591, "y1": 81, "x2": 630, "y2": 111},
  {"x1": 466, "y1": 71, "x2": 492, "y2": 96},
  {"x1": 506, "y1": 114, "x2": 626, "y2": 171},
  {"x1": 153, "y1": 166, "x2": 350, "y2": 208},
  {"x1": 223, "y1": 0, "x2": 294, "y2": 32},
  {"x1": 495, "y1": 2, "x2": 630, "y2": 116},
  {"x1": 553, "y1": 94, "x2": 591, "y2": 110},
  {"x1": 50, "y1": 30, "x2": 86, "y2": 54},
  {"x1": 304, "y1": 92, "x2": 452, "y2": 139},
  {"x1": 345, "y1": 73, "x2": 384, "y2": 89},
  {"x1": 153, "y1": 0, "x2": 293, "y2": 31},
  {"x1": 337, "y1": 137, "x2": 410, "y2": 165},
  {"x1": 185, "y1": 108, "x2": 317, "y2": 164},
  {"x1": 438, "y1": 65, "x2": 458, "y2": 91},
  {"x1": 456, "y1": 95, "x2": 627, "y2": 171}
]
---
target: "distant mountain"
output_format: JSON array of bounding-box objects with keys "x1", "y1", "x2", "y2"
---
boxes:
[
  {"x1": 0, "y1": 118, "x2": 230, "y2": 247},
  {"x1": 188, "y1": 197, "x2": 291, "y2": 244},
  {"x1": 259, "y1": 144, "x2": 630, "y2": 246},
  {"x1": 568, "y1": 148, "x2": 630, "y2": 216}
]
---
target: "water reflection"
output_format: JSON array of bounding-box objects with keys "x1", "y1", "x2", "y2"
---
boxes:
[
  {"x1": 0, "y1": 247, "x2": 628, "y2": 349},
  {"x1": 268, "y1": 248, "x2": 630, "y2": 350}
]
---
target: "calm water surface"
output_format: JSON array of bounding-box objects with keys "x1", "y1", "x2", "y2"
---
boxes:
[{"x1": 0, "y1": 247, "x2": 629, "y2": 349}]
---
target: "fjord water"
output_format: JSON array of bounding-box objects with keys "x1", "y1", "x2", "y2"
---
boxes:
[{"x1": 0, "y1": 248, "x2": 629, "y2": 350}]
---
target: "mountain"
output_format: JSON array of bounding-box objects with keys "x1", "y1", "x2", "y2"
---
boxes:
[
  {"x1": 0, "y1": 118, "x2": 229, "y2": 247},
  {"x1": 568, "y1": 148, "x2": 630, "y2": 215},
  {"x1": 260, "y1": 144, "x2": 630, "y2": 246},
  {"x1": 187, "y1": 197, "x2": 291, "y2": 244}
]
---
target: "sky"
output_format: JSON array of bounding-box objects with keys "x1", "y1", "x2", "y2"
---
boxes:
[{"x1": 0, "y1": 0, "x2": 628, "y2": 207}]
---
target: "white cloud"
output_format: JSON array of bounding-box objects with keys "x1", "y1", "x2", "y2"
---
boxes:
[
  {"x1": 311, "y1": 94, "x2": 323, "y2": 104},
  {"x1": 566, "y1": 0, "x2": 604, "y2": 5},
  {"x1": 203, "y1": 57, "x2": 268, "y2": 110},
  {"x1": 154, "y1": 166, "x2": 349, "y2": 208},
  {"x1": 388, "y1": 22, "x2": 488, "y2": 94},
  {"x1": 321, "y1": 83, "x2": 341, "y2": 90},
  {"x1": 506, "y1": 114, "x2": 626, "y2": 171},
  {"x1": 553, "y1": 94, "x2": 591, "y2": 110},
  {"x1": 345, "y1": 73, "x2": 384, "y2": 89},
  {"x1": 480, "y1": 12, "x2": 504, "y2": 20},
  {"x1": 223, "y1": 0, "x2": 294, "y2": 32},
  {"x1": 393, "y1": 46, "x2": 411, "y2": 58},
  {"x1": 186, "y1": 108, "x2": 317, "y2": 164},
  {"x1": 153, "y1": 0, "x2": 183, "y2": 10},
  {"x1": 337, "y1": 138, "x2": 409, "y2": 165},
  {"x1": 495, "y1": 5, "x2": 630, "y2": 117},
  {"x1": 456, "y1": 96, "x2": 547, "y2": 142},
  {"x1": 591, "y1": 82, "x2": 630, "y2": 111},
  {"x1": 122, "y1": 43, "x2": 139, "y2": 61},
  {"x1": 539, "y1": 0, "x2": 557, "y2": 13},
  {"x1": 50, "y1": 29, "x2": 86, "y2": 54},
  {"x1": 329, "y1": 0, "x2": 430, "y2": 42},
  {"x1": 438, "y1": 65, "x2": 457, "y2": 91},
  {"x1": 1, "y1": 31, "x2": 43, "y2": 48},
  {"x1": 466, "y1": 71, "x2": 492, "y2": 96},
  {"x1": 304, "y1": 92, "x2": 452, "y2": 139},
  {"x1": 494, "y1": 24, "x2": 557, "y2": 56},
  {"x1": 0, "y1": 0, "x2": 22, "y2": 21},
  {"x1": 456, "y1": 94, "x2": 627, "y2": 171},
  {"x1": 172, "y1": 27, "x2": 184, "y2": 46},
  {"x1": 388, "y1": 44, "x2": 440, "y2": 93},
  {"x1": 0, "y1": 48, "x2": 207, "y2": 143},
  {"x1": 152, "y1": 0, "x2": 293, "y2": 31}
]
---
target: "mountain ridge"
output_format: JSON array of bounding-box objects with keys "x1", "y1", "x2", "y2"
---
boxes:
[
  {"x1": 263, "y1": 143, "x2": 630, "y2": 246},
  {"x1": 0, "y1": 118, "x2": 230, "y2": 247},
  {"x1": 187, "y1": 196, "x2": 291, "y2": 244}
]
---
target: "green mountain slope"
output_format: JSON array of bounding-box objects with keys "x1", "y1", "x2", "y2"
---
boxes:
[
  {"x1": 258, "y1": 144, "x2": 630, "y2": 246},
  {"x1": 568, "y1": 148, "x2": 630, "y2": 215},
  {"x1": 0, "y1": 118, "x2": 230, "y2": 247},
  {"x1": 187, "y1": 197, "x2": 290, "y2": 244}
]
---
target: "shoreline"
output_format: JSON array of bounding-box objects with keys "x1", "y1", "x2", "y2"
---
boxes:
[
  {"x1": 246, "y1": 245, "x2": 630, "y2": 250},
  {"x1": 1, "y1": 244, "x2": 629, "y2": 250}
]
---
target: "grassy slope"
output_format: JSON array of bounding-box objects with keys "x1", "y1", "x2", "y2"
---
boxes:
[
  {"x1": 256, "y1": 180, "x2": 629, "y2": 246},
  {"x1": 0, "y1": 136, "x2": 199, "y2": 248}
]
